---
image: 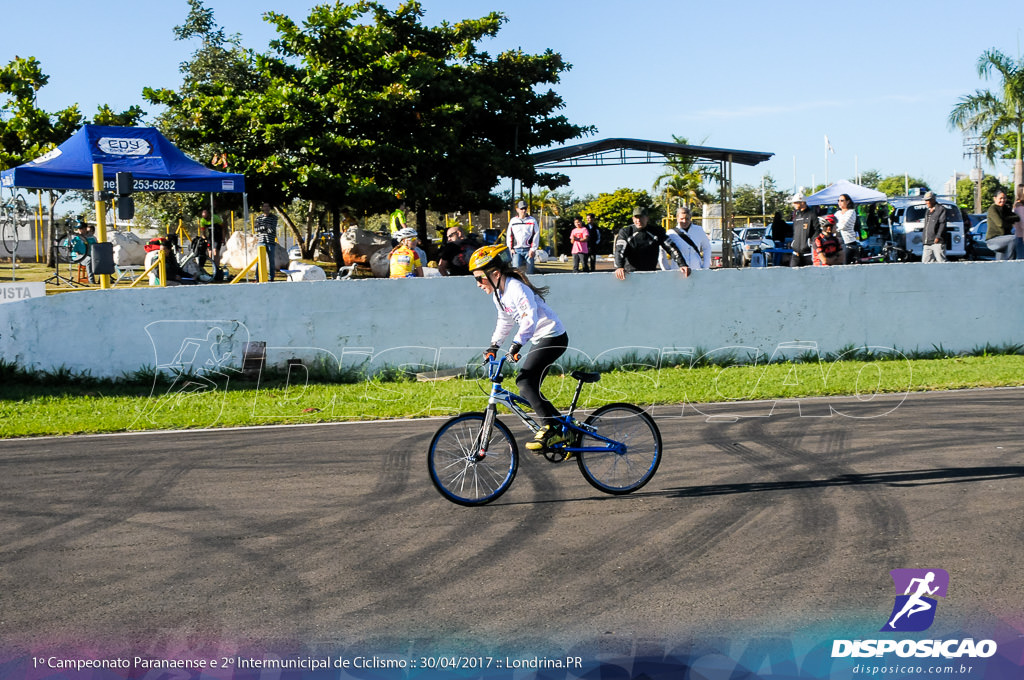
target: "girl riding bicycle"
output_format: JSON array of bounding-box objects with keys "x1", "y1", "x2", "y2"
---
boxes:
[{"x1": 469, "y1": 244, "x2": 569, "y2": 452}]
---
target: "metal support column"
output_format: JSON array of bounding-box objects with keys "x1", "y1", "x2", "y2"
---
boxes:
[{"x1": 720, "y1": 157, "x2": 735, "y2": 268}]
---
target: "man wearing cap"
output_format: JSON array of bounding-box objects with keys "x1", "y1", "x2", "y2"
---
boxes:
[
  {"x1": 507, "y1": 200, "x2": 540, "y2": 274},
  {"x1": 921, "y1": 191, "x2": 948, "y2": 263},
  {"x1": 789, "y1": 191, "x2": 818, "y2": 267},
  {"x1": 613, "y1": 206, "x2": 689, "y2": 280}
]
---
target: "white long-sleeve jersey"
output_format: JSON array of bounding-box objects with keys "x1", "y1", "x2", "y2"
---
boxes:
[
  {"x1": 506, "y1": 215, "x2": 540, "y2": 250},
  {"x1": 659, "y1": 223, "x2": 712, "y2": 271},
  {"x1": 490, "y1": 277, "x2": 565, "y2": 347}
]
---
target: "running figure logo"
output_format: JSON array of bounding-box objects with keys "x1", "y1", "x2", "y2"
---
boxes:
[{"x1": 881, "y1": 568, "x2": 949, "y2": 632}]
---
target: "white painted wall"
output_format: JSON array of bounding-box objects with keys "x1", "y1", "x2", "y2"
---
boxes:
[{"x1": 0, "y1": 262, "x2": 1020, "y2": 379}]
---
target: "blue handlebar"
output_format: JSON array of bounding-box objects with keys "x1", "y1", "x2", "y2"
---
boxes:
[{"x1": 484, "y1": 355, "x2": 506, "y2": 381}]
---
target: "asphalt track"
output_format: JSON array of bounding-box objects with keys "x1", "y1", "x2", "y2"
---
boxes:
[{"x1": 1, "y1": 388, "x2": 1022, "y2": 657}]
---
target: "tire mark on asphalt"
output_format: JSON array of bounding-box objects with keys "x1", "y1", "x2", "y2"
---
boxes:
[{"x1": 287, "y1": 431, "x2": 566, "y2": 630}]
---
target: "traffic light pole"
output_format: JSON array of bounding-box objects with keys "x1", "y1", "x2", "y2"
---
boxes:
[{"x1": 91, "y1": 163, "x2": 111, "y2": 289}]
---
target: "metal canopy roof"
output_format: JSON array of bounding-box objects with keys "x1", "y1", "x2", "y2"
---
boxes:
[{"x1": 531, "y1": 137, "x2": 773, "y2": 168}]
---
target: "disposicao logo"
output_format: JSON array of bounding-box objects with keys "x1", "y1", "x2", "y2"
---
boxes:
[
  {"x1": 831, "y1": 567, "x2": 998, "y2": 660},
  {"x1": 881, "y1": 568, "x2": 949, "y2": 632}
]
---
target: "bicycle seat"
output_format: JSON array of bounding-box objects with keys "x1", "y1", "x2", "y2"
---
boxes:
[{"x1": 570, "y1": 370, "x2": 600, "y2": 383}]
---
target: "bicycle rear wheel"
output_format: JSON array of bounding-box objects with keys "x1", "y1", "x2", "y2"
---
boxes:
[
  {"x1": 577, "y1": 403, "x2": 662, "y2": 495},
  {"x1": 0, "y1": 218, "x2": 17, "y2": 255},
  {"x1": 428, "y1": 412, "x2": 518, "y2": 506}
]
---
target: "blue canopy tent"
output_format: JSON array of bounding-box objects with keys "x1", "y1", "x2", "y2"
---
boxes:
[
  {"x1": 1, "y1": 124, "x2": 245, "y2": 194},
  {"x1": 2, "y1": 125, "x2": 247, "y2": 287}
]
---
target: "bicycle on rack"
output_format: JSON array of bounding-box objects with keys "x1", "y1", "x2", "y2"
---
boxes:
[
  {"x1": 0, "y1": 192, "x2": 31, "y2": 256},
  {"x1": 55, "y1": 216, "x2": 91, "y2": 264},
  {"x1": 184, "y1": 234, "x2": 219, "y2": 282},
  {"x1": 854, "y1": 240, "x2": 906, "y2": 264},
  {"x1": 427, "y1": 355, "x2": 663, "y2": 506}
]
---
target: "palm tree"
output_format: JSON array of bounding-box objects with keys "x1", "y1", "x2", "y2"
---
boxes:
[
  {"x1": 653, "y1": 135, "x2": 713, "y2": 213},
  {"x1": 948, "y1": 49, "x2": 1024, "y2": 189},
  {"x1": 658, "y1": 173, "x2": 701, "y2": 211}
]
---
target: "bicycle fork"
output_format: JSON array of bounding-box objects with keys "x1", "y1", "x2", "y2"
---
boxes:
[{"x1": 472, "y1": 403, "x2": 499, "y2": 462}]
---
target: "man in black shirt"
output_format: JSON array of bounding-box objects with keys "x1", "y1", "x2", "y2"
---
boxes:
[
  {"x1": 921, "y1": 191, "x2": 948, "y2": 263},
  {"x1": 437, "y1": 226, "x2": 480, "y2": 276},
  {"x1": 585, "y1": 212, "x2": 600, "y2": 271},
  {"x1": 789, "y1": 191, "x2": 818, "y2": 267},
  {"x1": 613, "y1": 206, "x2": 689, "y2": 279}
]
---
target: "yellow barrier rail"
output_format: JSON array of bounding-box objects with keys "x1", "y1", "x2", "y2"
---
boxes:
[
  {"x1": 128, "y1": 250, "x2": 166, "y2": 288},
  {"x1": 229, "y1": 244, "x2": 269, "y2": 283}
]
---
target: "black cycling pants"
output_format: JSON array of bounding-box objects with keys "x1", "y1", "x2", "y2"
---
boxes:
[{"x1": 516, "y1": 332, "x2": 568, "y2": 426}]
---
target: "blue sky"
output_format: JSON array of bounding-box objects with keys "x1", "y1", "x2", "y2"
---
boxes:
[{"x1": 5, "y1": 0, "x2": 1024, "y2": 199}]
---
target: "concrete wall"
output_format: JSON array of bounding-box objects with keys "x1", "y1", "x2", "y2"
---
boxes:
[{"x1": 0, "y1": 261, "x2": 1020, "y2": 379}]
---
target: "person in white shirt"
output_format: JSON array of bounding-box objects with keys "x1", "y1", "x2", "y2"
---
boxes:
[
  {"x1": 470, "y1": 244, "x2": 569, "y2": 452},
  {"x1": 659, "y1": 205, "x2": 709, "y2": 272},
  {"x1": 506, "y1": 200, "x2": 540, "y2": 274},
  {"x1": 834, "y1": 193, "x2": 860, "y2": 264}
]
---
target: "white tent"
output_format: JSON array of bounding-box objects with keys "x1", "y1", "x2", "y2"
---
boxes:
[{"x1": 806, "y1": 179, "x2": 886, "y2": 206}]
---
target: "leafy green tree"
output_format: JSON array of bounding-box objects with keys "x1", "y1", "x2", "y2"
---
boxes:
[
  {"x1": 949, "y1": 49, "x2": 1024, "y2": 188},
  {"x1": 582, "y1": 188, "x2": 661, "y2": 242},
  {"x1": 956, "y1": 175, "x2": 1003, "y2": 213},
  {"x1": 1, "y1": 56, "x2": 143, "y2": 264},
  {"x1": 856, "y1": 169, "x2": 882, "y2": 189},
  {"x1": 145, "y1": 0, "x2": 592, "y2": 248},
  {"x1": 876, "y1": 175, "x2": 928, "y2": 197},
  {"x1": 142, "y1": 0, "x2": 270, "y2": 234},
  {"x1": 1, "y1": 57, "x2": 81, "y2": 173},
  {"x1": 732, "y1": 174, "x2": 789, "y2": 218}
]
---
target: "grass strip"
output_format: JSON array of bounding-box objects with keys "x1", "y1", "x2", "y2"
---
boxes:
[{"x1": 1, "y1": 354, "x2": 1022, "y2": 438}]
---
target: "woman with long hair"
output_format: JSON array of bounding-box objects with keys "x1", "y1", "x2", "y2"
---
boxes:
[
  {"x1": 834, "y1": 193, "x2": 860, "y2": 263},
  {"x1": 469, "y1": 244, "x2": 570, "y2": 451}
]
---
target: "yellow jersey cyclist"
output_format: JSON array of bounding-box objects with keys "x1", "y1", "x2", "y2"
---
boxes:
[
  {"x1": 389, "y1": 227, "x2": 423, "y2": 278},
  {"x1": 470, "y1": 244, "x2": 569, "y2": 451}
]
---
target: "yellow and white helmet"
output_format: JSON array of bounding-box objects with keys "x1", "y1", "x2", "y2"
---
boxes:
[{"x1": 468, "y1": 244, "x2": 511, "y2": 272}]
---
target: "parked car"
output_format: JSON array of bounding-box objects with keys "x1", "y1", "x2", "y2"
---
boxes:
[
  {"x1": 733, "y1": 226, "x2": 775, "y2": 266},
  {"x1": 887, "y1": 196, "x2": 966, "y2": 260},
  {"x1": 706, "y1": 227, "x2": 744, "y2": 268},
  {"x1": 764, "y1": 221, "x2": 793, "y2": 265},
  {"x1": 966, "y1": 219, "x2": 996, "y2": 260},
  {"x1": 967, "y1": 213, "x2": 987, "y2": 230}
]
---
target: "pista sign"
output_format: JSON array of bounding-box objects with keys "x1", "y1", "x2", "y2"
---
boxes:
[{"x1": 0, "y1": 282, "x2": 45, "y2": 303}]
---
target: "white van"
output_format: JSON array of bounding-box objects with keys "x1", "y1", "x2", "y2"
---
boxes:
[{"x1": 887, "y1": 196, "x2": 966, "y2": 259}]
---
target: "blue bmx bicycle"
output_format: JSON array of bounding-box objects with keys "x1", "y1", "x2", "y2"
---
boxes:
[{"x1": 427, "y1": 356, "x2": 663, "y2": 506}]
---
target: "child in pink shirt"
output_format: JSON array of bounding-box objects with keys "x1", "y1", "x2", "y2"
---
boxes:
[{"x1": 570, "y1": 216, "x2": 590, "y2": 272}]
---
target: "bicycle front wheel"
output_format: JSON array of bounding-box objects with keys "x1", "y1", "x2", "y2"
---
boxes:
[
  {"x1": 578, "y1": 403, "x2": 662, "y2": 495},
  {"x1": 428, "y1": 412, "x2": 518, "y2": 506},
  {"x1": 194, "y1": 249, "x2": 215, "y2": 282}
]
